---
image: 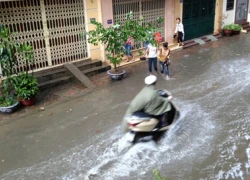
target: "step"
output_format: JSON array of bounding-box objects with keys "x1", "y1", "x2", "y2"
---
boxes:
[
  {"x1": 242, "y1": 24, "x2": 250, "y2": 29},
  {"x1": 34, "y1": 68, "x2": 68, "y2": 83},
  {"x1": 75, "y1": 60, "x2": 102, "y2": 71},
  {"x1": 38, "y1": 75, "x2": 72, "y2": 90},
  {"x1": 183, "y1": 42, "x2": 199, "y2": 49},
  {"x1": 73, "y1": 58, "x2": 92, "y2": 66},
  {"x1": 242, "y1": 26, "x2": 250, "y2": 32},
  {"x1": 184, "y1": 39, "x2": 195, "y2": 45},
  {"x1": 201, "y1": 37, "x2": 211, "y2": 42},
  {"x1": 244, "y1": 27, "x2": 250, "y2": 32},
  {"x1": 214, "y1": 34, "x2": 223, "y2": 39},
  {"x1": 243, "y1": 25, "x2": 250, "y2": 30},
  {"x1": 240, "y1": 22, "x2": 249, "y2": 26},
  {"x1": 82, "y1": 64, "x2": 111, "y2": 77}
]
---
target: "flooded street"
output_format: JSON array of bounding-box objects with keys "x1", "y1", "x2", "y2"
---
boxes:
[{"x1": 1, "y1": 34, "x2": 250, "y2": 180}]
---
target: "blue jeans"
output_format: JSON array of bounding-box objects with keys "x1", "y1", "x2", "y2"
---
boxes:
[
  {"x1": 145, "y1": 41, "x2": 149, "y2": 50},
  {"x1": 148, "y1": 57, "x2": 158, "y2": 73},
  {"x1": 160, "y1": 61, "x2": 169, "y2": 76},
  {"x1": 125, "y1": 44, "x2": 132, "y2": 56}
]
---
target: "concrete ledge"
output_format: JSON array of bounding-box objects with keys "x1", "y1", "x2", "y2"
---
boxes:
[{"x1": 64, "y1": 63, "x2": 96, "y2": 89}]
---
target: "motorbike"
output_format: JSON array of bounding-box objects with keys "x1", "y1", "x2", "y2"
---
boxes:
[{"x1": 124, "y1": 89, "x2": 180, "y2": 144}]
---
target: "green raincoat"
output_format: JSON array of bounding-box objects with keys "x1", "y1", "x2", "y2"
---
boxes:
[
  {"x1": 125, "y1": 85, "x2": 171, "y2": 116},
  {"x1": 122, "y1": 85, "x2": 171, "y2": 131}
]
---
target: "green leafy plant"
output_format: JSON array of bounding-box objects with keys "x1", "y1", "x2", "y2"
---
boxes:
[
  {"x1": 0, "y1": 25, "x2": 19, "y2": 107},
  {"x1": 14, "y1": 73, "x2": 38, "y2": 100},
  {"x1": 14, "y1": 43, "x2": 38, "y2": 100},
  {"x1": 86, "y1": 11, "x2": 164, "y2": 72},
  {"x1": 232, "y1": 24, "x2": 242, "y2": 31},
  {"x1": 153, "y1": 169, "x2": 167, "y2": 180},
  {"x1": 0, "y1": 25, "x2": 38, "y2": 107},
  {"x1": 138, "y1": 50, "x2": 144, "y2": 57},
  {"x1": 223, "y1": 24, "x2": 233, "y2": 30}
]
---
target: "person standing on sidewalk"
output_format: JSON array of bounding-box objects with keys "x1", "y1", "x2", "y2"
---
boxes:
[
  {"x1": 146, "y1": 43, "x2": 158, "y2": 75},
  {"x1": 158, "y1": 42, "x2": 171, "y2": 80},
  {"x1": 175, "y1": 17, "x2": 184, "y2": 46}
]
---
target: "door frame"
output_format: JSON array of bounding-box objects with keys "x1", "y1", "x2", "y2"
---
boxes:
[{"x1": 235, "y1": 0, "x2": 249, "y2": 24}]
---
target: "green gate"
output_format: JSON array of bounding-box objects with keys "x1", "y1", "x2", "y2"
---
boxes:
[{"x1": 182, "y1": 0, "x2": 216, "y2": 40}]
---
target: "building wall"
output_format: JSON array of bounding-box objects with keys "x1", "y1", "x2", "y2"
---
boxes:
[
  {"x1": 101, "y1": 0, "x2": 113, "y2": 28},
  {"x1": 174, "y1": 0, "x2": 182, "y2": 27},
  {"x1": 248, "y1": 2, "x2": 250, "y2": 21},
  {"x1": 222, "y1": 0, "x2": 237, "y2": 25},
  {"x1": 214, "y1": 0, "x2": 223, "y2": 34},
  {"x1": 99, "y1": 0, "x2": 175, "y2": 57},
  {"x1": 85, "y1": 0, "x2": 102, "y2": 60},
  {"x1": 165, "y1": 0, "x2": 175, "y2": 44}
]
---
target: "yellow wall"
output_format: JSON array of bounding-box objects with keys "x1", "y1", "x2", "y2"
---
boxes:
[
  {"x1": 174, "y1": 0, "x2": 182, "y2": 25},
  {"x1": 214, "y1": 0, "x2": 223, "y2": 35},
  {"x1": 85, "y1": 0, "x2": 102, "y2": 60}
]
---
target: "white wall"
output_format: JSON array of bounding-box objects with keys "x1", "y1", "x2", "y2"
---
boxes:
[
  {"x1": 222, "y1": 0, "x2": 237, "y2": 25},
  {"x1": 248, "y1": 1, "x2": 250, "y2": 21}
]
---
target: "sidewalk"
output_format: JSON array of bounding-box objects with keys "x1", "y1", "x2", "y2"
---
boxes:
[{"x1": 0, "y1": 60, "x2": 144, "y2": 123}]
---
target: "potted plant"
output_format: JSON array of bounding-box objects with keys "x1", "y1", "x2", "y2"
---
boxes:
[
  {"x1": 14, "y1": 43, "x2": 39, "y2": 106},
  {"x1": 14, "y1": 73, "x2": 38, "y2": 106},
  {"x1": 222, "y1": 24, "x2": 233, "y2": 36},
  {"x1": 86, "y1": 11, "x2": 163, "y2": 80},
  {"x1": 138, "y1": 50, "x2": 146, "y2": 61},
  {"x1": 0, "y1": 25, "x2": 19, "y2": 113},
  {"x1": 232, "y1": 24, "x2": 242, "y2": 35}
]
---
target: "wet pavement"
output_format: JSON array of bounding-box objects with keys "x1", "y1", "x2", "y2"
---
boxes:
[{"x1": 1, "y1": 34, "x2": 250, "y2": 180}]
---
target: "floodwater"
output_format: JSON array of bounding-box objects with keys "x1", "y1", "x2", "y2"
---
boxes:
[{"x1": 1, "y1": 34, "x2": 250, "y2": 180}]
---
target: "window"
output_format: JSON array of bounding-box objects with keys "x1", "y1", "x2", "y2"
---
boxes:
[{"x1": 226, "y1": 0, "x2": 234, "y2": 11}]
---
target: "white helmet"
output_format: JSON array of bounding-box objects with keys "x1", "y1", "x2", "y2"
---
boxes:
[{"x1": 145, "y1": 75, "x2": 157, "y2": 85}]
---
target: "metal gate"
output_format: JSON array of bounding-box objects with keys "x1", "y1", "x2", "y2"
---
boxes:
[
  {"x1": 113, "y1": 0, "x2": 165, "y2": 49},
  {"x1": 0, "y1": 0, "x2": 88, "y2": 72},
  {"x1": 183, "y1": 0, "x2": 216, "y2": 40}
]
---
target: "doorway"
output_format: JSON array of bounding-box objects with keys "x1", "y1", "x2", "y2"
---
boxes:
[
  {"x1": 182, "y1": 0, "x2": 216, "y2": 40},
  {"x1": 235, "y1": 0, "x2": 249, "y2": 24}
]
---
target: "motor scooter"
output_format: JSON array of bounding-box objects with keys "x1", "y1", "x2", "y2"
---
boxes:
[{"x1": 124, "y1": 90, "x2": 180, "y2": 144}]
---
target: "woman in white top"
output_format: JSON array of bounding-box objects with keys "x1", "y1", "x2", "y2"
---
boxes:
[
  {"x1": 175, "y1": 17, "x2": 184, "y2": 46},
  {"x1": 146, "y1": 43, "x2": 158, "y2": 75}
]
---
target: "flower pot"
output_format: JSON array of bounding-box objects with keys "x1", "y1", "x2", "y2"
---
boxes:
[
  {"x1": 223, "y1": 29, "x2": 233, "y2": 36},
  {"x1": 233, "y1": 30, "x2": 241, "y2": 35},
  {"x1": 19, "y1": 97, "x2": 37, "y2": 106},
  {"x1": 107, "y1": 69, "x2": 126, "y2": 80},
  {"x1": 0, "y1": 102, "x2": 19, "y2": 114},
  {"x1": 140, "y1": 57, "x2": 146, "y2": 61}
]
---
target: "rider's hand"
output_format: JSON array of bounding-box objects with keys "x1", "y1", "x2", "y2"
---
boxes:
[{"x1": 168, "y1": 96, "x2": 173, "y2": 100}]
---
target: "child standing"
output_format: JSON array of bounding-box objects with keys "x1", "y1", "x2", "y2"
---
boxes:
[
  {"x1": 125, "y1": 36, "x2": 134, "y2": 62},
  {"x1": 158, "y1": 42, "x2": 171, "y2": 80}
]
